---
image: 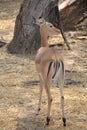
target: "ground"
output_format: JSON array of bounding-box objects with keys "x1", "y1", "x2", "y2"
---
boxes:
[{"x1": 0, "y1": 0, "x2": 87, "y2": 130}]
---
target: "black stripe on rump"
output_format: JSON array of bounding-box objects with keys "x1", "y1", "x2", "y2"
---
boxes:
[
  {"x1": 60, "y1": 60, "x2": 64, "y2": 74},
  {"x1": 47, "y1": 61, "x2": 53, "y2": 77},
  {"x1": 47, "y1": 60, "x2": 64, "y2": 79}
]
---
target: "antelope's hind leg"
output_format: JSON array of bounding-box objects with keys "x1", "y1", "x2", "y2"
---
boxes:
[
  {"x1": 44, "y1": 80, "x2": 52, "y2": 125},
  {"x1": 58, "y1": 77, "x2": 66, "y2": 126},
  {"x1": 56, "y1": 61, "x2": 66, "y2": 126},
  {"x1": 36, "y1": 76, "x2": 43, "y2": 115}
]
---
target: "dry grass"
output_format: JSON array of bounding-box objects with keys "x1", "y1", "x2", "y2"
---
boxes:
[
  {"x1": 0, "y1": 1, "x2": 87, "y2": 130},
  {"x1": 0, "y1": 0, "x2": 23, "y2": 42}
]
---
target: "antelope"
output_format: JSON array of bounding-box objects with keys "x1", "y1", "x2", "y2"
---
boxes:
[{"x1": 34, "y1": 17, "x2": 66, "y2": 126}]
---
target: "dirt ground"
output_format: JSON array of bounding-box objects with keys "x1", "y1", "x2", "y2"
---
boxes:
[{"x1": 0, "y1": 1, "x2": 87, "y2": 130}]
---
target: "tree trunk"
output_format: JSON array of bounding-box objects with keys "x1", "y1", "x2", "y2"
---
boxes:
[
  {"x1": 59, "y1": 0, "x2": 87, "y2": 30},
  {"x1": 7, "y1": 0, "x2": 61, "y2": 54}
]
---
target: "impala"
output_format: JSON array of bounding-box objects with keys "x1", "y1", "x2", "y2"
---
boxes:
[{"x1": 34, "y1": 17, "x2": 66, "y2": 126}]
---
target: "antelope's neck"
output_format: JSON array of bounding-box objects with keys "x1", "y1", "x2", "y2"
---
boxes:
[{"x1": 40, "y1": 28, "x2": 48, "y2": 47}]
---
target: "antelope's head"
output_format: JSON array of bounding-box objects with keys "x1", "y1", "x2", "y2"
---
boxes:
[{"x1": 33, "y1": 17, "x2": 59, "y2": 37}]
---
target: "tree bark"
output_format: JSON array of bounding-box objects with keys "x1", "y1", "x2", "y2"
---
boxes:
[{"x1": 59, "y1": 0, "x2": 87, "y2": 30}]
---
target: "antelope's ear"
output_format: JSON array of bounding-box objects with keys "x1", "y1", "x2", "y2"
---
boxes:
[
  {"x1": 38, "y1": 16, "x2": 45, "y2": 23},
  {"x1": 33, "y1": 16, "x2": 46, "y2": 26},
  {"x1": 32, "y1": 16, "x2": 40, "y2": 26},
  {"x1": 32, "y1": 16, "x2": 36, "y2": 24},
  {"x1": 39, "y1": 17, "x2": 46, "y2": 24}
]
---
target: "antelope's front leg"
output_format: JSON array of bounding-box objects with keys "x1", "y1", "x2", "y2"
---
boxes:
[{"x1": 45, "y1": 83, "x2": 52, "y2": 125}]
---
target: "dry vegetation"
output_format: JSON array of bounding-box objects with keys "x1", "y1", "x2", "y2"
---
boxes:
[{"x1": 0, "y1": 0, "x2": 87, "y2": 130}]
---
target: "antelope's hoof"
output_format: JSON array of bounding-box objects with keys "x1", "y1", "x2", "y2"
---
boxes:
[
  {"x1": 45, "y1": 117, "x2": 50, "y2": 126},
  {"x1": 62, "y1": 117, "x2": 66, "y2": 126},
  {"x1": 64, "y1": 123, "x2": 66, "y2": 126}
]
